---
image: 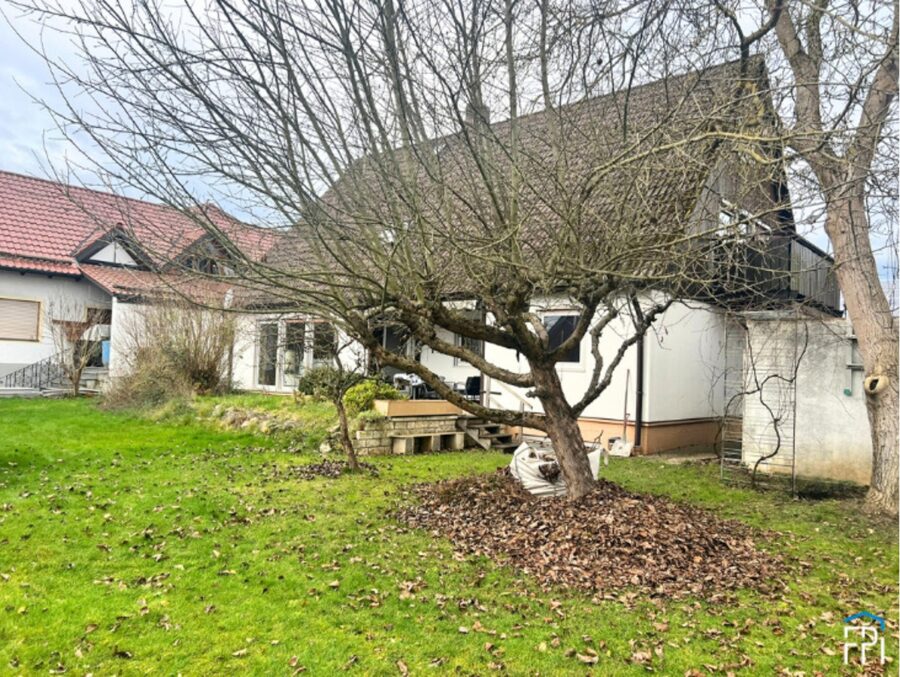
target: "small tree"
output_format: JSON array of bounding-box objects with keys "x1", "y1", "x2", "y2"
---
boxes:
[
  {"x1": 295, "y1": 335, "x2": 368, "y2": 472},
  {"x1": 46, "y1": 297, "x2": 106, "y2": 395}
]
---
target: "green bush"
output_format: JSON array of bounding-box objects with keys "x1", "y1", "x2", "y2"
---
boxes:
[
  {"x1": 294, "y1": 366, "x2": 340, "y2": 399},
  {"x1": 343, "y1": 379, "x2": 404, "y2": 417}
]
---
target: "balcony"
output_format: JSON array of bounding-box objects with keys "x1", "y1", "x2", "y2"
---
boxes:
[{"x1": 787, "y1": 235, "x2": 840, "y2": 313}]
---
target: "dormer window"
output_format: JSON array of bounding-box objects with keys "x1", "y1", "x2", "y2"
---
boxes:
[{"x1": 184, "y1": 256, "x2": 220, "y2": 274}]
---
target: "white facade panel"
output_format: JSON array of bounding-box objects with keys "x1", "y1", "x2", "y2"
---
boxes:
[
  {"x1": 643, "y1": 303, "x2": 726, "y2": 423},
  {"x1": 87, "y1": 242, "x2": 138, "y2": 267}
]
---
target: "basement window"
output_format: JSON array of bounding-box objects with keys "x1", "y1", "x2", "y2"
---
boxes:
[
  {"x1": 0, "y1": 297, "x2": 41, "y2": 341},
  {"x1": 543, "y1": 314, "x2": 580, "y2": 363}
]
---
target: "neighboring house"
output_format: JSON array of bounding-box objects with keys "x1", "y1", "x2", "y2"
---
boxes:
[{"x1": 0, "y1": 170, "x2": 277, "y2": 389}]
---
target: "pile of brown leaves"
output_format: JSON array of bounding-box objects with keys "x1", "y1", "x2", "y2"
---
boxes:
[
  {"x1": 271, "y1": 460, "x2": 379, "y2": 480},
  {"x1": 397, "y1": 470, "x2": 783, "y2": 599}
]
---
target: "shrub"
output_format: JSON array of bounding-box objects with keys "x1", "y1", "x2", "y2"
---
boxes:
[
  {"x1": 343, "y1": 379, "x2": 404, "y2": 417},
  {"x1": 102, "y1": 302, "x2": 235, "y2": 410},
  {"x1": 294, "y1": 366, "x2": 341, "y2": 400}
]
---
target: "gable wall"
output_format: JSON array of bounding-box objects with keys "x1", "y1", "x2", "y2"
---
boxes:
[{"x1": 87, "y1": 242, "x2": 139, "y2": 267}]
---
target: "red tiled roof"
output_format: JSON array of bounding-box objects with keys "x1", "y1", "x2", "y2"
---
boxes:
[
  {"x1": 80, "y1": 264, "x2": 236, "y2": 303},
  {"x1": 0, "y1": 255, "x2": 81, "y2": 275},
  {"x1": 0, "y1": 170, "x2": 279, "y2": 279},
  {"x1": 78, "y1": 264, "x2": 168, "y2": 295}
]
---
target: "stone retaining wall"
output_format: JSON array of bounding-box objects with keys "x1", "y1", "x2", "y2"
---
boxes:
[{"x1": 356, "y1": 414, "x2": 466, "y2": 455}]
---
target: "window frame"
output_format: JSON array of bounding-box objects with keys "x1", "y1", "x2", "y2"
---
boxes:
[
  {"x1": 256, "y1": 321, "x2": 280, "y2": 387},
  {"x1": 453, "y1": 332, "x2": 484, "y2": 367},
  {"x1": 282, "y1": 319, "x2": 307, "y2": 379},
  {"x1": 541, "y1": 311, "x2": 584, "y2": 370},
  {"x1": 0, "y1": 295, "x2": 42, "y2": 342},
  {"x1": 311, "y1": 321, "x2": 337, "y2": 368}
]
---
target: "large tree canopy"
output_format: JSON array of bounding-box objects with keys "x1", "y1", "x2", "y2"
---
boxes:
[{"x1": 14, "y1": 0, "x2": 892, "y2": 501}]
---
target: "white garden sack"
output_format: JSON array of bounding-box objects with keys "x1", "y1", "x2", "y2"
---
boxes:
[{"x1": 509, "y1": 441, "x2": 605, "y2": 498}]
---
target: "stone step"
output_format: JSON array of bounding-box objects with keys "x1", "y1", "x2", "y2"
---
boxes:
[{"x1": 481, "y1": 431, "x2": 514, "y2": 439}]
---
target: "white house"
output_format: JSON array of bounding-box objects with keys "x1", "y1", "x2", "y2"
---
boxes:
[
  {"x1": 0, "y1": 170, "x2": 277, "y2": 388},
  {"x1": 0, "y1": 56, "x2": 860, "y2": 476}
]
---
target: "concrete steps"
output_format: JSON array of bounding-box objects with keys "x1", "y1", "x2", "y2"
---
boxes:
[{"x1": 458, "y1": 417, "x2": 520, "y2": 453}]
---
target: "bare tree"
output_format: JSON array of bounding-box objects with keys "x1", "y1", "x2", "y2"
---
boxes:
[
  {"x1": 14, "y1": 0, "x2": 830, "y2": 498},
  {"x1": 710, "y1": 0, "x2": 898, "y2": 513},
  {"x1": 45, "y1": 297, "x2": 106, "y2": 395},
  {"x1": 296, "y1": 334, "x2": 369, "y2": 472}
]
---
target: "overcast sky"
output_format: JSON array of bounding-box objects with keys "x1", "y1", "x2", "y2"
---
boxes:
[{"x1": 0, "y1": 13, "x2": 69, "y2": 178}]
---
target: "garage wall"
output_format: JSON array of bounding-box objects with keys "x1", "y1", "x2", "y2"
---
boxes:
[{"x1": 742, "y1": 315, "x2": 872, "y2": 485}]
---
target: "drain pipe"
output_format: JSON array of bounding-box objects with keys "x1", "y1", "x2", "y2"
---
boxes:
[{"x1": 634, "y1": 334, "x2": 644, "y2": 449}]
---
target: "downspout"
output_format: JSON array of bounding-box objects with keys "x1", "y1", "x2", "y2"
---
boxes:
[{"x1": 634, "y1": 334, "x2": 644, "y2": 449}]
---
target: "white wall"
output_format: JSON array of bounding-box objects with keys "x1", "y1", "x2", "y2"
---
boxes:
[
  {"x1": 88, "y1": 242, "x2": 138, "y2": 267},
  {"x1": 644, "y1": 303, "x2": 725, "y2": 422},
  {"x1": 418, "y1": 327, "x2": 480, "y2": 386},
  {"x1": 741, "y1": 316, "x2": 872, "y2": 485},
  {"x1": 0, "y1": 270, "x2": 110, "y2": 377},
  {"x1": 107, "y1": 299, "x2": 145, "y2": 379},
  {"x1": 414, "y1": 295, "x2": 726, "y2": 424}
]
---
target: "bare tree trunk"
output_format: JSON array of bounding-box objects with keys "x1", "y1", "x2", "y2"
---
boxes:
[
  {"x1": 335, "y1": 398, "x2": 360, "y2": 472},
  {"x1": 531, "y1": 362, "x2": 595, "y2": 499},
  {"x1": 827, "y1": 195, "x2": 899, "y2": 516}
]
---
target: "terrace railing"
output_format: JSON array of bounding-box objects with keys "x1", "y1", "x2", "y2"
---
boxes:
[{"x1": 788, "y1": 236, "x2": 840, "y2": 313}]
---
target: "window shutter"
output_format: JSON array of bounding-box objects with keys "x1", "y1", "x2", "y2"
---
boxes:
[{"x1": 0, "y1": 298, "x2": 41, "y2": 341}]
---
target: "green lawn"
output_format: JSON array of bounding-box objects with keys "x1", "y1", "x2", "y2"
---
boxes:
[{"x1": 0, "y1": 398, "x2": 896, "y2": 675}]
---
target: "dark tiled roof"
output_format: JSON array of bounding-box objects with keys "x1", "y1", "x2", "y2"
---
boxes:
[{"x1": 271, "y1": 57, "x2": 782, "y2": 295}]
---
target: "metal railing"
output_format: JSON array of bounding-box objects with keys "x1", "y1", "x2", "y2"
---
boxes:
[
  {"x1": 482, "y1": 374, "x2": 534, "y2": 414},
  {"x1": 1, "y1": 354, "x2": 66, "y2": 390}
]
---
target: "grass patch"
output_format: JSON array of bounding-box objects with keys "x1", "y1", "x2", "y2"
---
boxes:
[{"x1": 0, "y1": 399, "x2": 896, "y2": 674}]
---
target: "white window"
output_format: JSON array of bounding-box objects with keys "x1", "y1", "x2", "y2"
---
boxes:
[
  {"x1": 257, "y1": 322, "x2": 278, "y2": 386},
  {"x1": 0, "y1": 298, "x2": 41, "y2": 341},
  {"x1": 283, "y1": 321, "x2": 306, "y2": 377},
  {"x1": 311, "y1": 323, "x2": 336, "y2": 368}
]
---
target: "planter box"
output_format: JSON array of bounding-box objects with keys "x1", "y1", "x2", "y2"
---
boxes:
[{"x1": 373, "y1": 399, "x2": 463, "y2": 417}]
